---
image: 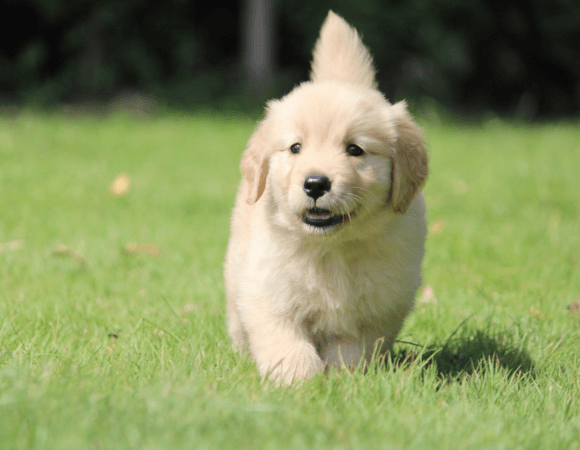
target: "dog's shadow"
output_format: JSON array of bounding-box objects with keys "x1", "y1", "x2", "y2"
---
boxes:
[{"x1": 389, "y1": 328, "x2": 536, "y2": 381}]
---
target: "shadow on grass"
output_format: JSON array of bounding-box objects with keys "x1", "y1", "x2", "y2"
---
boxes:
[{"x1": 391, "y1": 328, "x2": 536, "y2": 381}]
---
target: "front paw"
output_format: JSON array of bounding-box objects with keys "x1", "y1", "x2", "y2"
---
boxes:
[{"x1": 258, "y1": 346, "x2": 324, "y2": 385}]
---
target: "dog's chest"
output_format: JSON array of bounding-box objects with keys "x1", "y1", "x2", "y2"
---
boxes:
[{"x1": 271, "y1": 249, "x2": 394, "y2": 336}]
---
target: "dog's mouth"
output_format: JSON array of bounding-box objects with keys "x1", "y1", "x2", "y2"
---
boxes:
[{"x1": 302, "y1": 207, "x2": 354, "y2": 229}]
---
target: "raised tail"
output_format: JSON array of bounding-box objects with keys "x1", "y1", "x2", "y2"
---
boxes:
[{"x1": 310, "y1": 11, "x2": 377, "y2": 89}]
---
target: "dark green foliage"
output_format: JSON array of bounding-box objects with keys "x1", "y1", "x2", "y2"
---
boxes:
[
  {"x1": 277, "y1": 0, "x2": 580, "y2": 118},
  {"x1": 1, "y1": 0, "x2": 579, "y2": 117}
]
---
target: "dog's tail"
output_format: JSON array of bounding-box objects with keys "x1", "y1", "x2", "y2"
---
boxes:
[{"x1": 310, "y1": 11, "x2": 377, "y2": 89}]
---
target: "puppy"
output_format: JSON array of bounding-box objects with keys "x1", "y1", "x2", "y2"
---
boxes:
[{"x1": 224, "y1": 11, "x2": 428, "y2": 384}]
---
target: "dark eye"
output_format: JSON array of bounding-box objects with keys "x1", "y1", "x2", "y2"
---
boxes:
[
  {"x1": 346, "y1": 144, "x2": 364, "y2": 157},
  {"x1": 290, "y1": 143, "x2": 301, "y2": 154}
]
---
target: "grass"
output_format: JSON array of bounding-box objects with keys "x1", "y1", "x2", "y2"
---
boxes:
[{"x1": 1, "y1": 111, "x2": 579, "y2": 449}]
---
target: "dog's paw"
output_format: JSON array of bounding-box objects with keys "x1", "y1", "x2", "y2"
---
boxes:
[{"x1": 259, "y1": 347, "x2": 325, "y2": 385}]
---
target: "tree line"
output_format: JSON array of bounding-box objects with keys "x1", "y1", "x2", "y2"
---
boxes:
[{"x1": 1, "y1": 0, "x2": 578, "y2": 118}]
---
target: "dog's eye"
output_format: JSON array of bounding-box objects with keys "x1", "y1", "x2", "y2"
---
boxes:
[
  {"x1": 346, "y1": 144, "x2": 364, "y2": 157},
  {"x1": 290, "y1": 143, "x2": 301, "y2": 154}
]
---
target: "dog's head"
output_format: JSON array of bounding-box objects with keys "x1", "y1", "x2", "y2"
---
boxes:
[{"x1": 241, "y1": 11, "x2": 428, "y2": 235}]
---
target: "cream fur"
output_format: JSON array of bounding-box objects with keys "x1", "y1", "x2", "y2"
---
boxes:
[{"x1": 224, "y1": 11, "x2": 428, "y2": 384}]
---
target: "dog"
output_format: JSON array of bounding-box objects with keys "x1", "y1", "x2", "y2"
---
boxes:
[{"x1": 224, "y1": 11, "x2": 428, "y2": 384}]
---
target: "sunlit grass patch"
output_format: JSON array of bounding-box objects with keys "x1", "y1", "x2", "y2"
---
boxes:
[{"x1": 1, "y1": 113, "x2": 579, "y2": 449}]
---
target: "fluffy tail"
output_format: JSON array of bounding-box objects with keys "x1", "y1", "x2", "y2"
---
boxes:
[{"x1": 310, "y1": 11, "x2": 377, "y2": 89}]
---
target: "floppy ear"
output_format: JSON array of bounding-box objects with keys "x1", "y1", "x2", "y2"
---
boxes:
[
  {"x1": 389, "y1": 101, "x2": 429, "y2": 214},
  {"x1": 240, "y1": 120, "x2": 271, "y2": 204}
]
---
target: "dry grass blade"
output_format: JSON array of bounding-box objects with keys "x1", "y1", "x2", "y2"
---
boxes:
[{"x1": 123, "y1": 243, "x2": 161, "y2": 257}]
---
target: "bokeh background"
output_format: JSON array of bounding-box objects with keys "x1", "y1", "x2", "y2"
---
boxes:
[{"x1": 1, "y1": 0, "x2": 579, "y2": 118}]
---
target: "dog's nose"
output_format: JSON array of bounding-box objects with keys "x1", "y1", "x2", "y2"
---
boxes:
[{"x1": 304, "y1": 175, "x2": 331, "y2": 200}]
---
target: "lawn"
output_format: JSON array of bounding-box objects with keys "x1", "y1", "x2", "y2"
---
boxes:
[{"x1": 1, "y1": 111, "x2": 579, "y2": 449}]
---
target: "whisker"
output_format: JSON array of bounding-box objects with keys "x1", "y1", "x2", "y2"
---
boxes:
[
  {"x1": 350, "y1": 187, "x2": 385, "y2": 206},
  {"x1": 344, "y1": 192, "x2": 372, "y2": 214},
  {"x1": 336, "y1": 197, "x2": 351, "y2": 221},
  {"x1": 349, "y1": 188, "x2": 386, "y2": 210}
]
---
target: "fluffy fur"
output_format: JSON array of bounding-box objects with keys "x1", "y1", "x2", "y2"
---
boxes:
[{"x1": 224, "y1": 11, "x2": 428, "y2": 384}]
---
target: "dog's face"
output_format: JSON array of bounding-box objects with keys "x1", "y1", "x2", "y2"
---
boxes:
[
  {"x1": 241, "y1": 82, "x2": 427, "y2": 237},
  {"x1": 268, "y1": 81, "x2": 394, "y2": 235},
  {"x1": 239, "y1": 12, "x2": 428, "y2": 238}
]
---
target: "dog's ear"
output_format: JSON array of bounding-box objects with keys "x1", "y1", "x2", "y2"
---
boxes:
[
  {"x1": 240, "y1": 120, "x2": 271, "y2": 205},
  {"x1": 389, "y1": 101, "x2": 429, "y2": 214},
  {"x1": 310, "y1": 11, "x2": 377, "y2": 89}
]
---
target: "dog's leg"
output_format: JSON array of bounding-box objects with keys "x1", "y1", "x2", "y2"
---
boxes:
[
  {"x1": 321, "y1": 341, "x2": 366, "y2": 368},
  {"x1": 243, "y1": 306, "x2": 324, "y2": 384},
  {"x1": 227, "y1": 295, "x2": 248, "y2": 351},
  {"x1": 321, "y1": 333, "x2": 395, "y2": 369}
]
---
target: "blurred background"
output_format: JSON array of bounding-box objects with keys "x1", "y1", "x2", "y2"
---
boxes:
[{"x1": 1, "y1": 0, "x2": 579, "y2": 119}]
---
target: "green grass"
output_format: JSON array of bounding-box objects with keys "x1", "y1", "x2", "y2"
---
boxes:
[{"x1": 1, "y1": 112, "x2": 579, "y2": 449}]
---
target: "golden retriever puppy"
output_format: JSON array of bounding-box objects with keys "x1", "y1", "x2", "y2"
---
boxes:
[{"x1": 224, "y1": 11, "x2": 428, "y2": 384}]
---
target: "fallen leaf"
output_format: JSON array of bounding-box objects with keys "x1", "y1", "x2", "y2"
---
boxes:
[
  {"x1": 109, "y1": 173, "x2": 131, "y2": 197},
  {"x1": 0, "y1": 240, "x2": 24, "y2": 253},
  {"x1": 429, "y1": 220, "x2": 446, "y2": 235},
  {"x1": 568, "y1": 300, "x2": 580, "y2": 314},
  {"x1": 53, "y1": 245, "x2": 87, "y2": 265},
  {"x1": 418, "y1": 285, "x2": 437, "y2": 304},
  {"x1": 123, "y1": 243, "x2": 161, "y2": 257}
]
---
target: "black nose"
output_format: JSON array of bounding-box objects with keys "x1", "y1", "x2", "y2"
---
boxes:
[{"x1": 303, "y1": 175, "x2": 331, "y2": 200}]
